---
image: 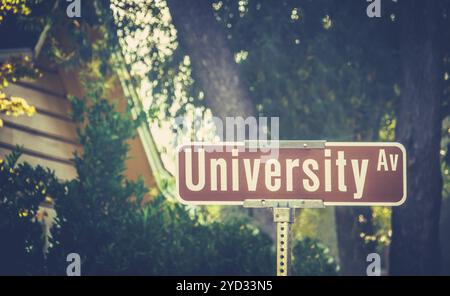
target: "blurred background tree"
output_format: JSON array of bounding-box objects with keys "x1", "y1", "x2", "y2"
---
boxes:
[{"x1": 390, "y1": 0, "x2": 449, "y2": 275}]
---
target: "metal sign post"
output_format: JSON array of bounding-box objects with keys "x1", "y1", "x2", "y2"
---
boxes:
[
  {"x1": 274, "y1": 207, "x2": 294, "y2": 276},
  {"x1": 244, "y1": 199, "x2": 324, "y2": 276}
]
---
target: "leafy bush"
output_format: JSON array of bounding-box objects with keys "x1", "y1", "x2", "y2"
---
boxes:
[
  {"x1": 0, "y1": 149, "x2": 66, "y2": 275},
  {"x1": 292, "y1": 237, "x2": 339, "y2": 276},
  {"x1": 45, "y1": 83, "x2": 147, "y2": 274},
  {"x1": 43, "y1": 87, "x2": 274, "y2": 275},
  {"x1": 53, "y1": 194, "x2": 274, "y2": 276},
  {"x1": 2, "y1": 91, "x2": 345, "y2": 276},
  {"x1": 140, "y1": 200, "x2": 274, "y2": 275}
]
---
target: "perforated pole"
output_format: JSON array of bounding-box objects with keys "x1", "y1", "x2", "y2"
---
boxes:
[
  {"x1": 273, "y1": 208, "x2": 294, "y2": 276},
  {"x1": 244, "y1": 199, "x2": 323, "y2": 276}
]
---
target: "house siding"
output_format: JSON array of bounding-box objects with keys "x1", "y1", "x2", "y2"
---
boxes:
[
  {"x1": 0, "y1": 62, "x2": 157, "y2": 192},
  {"x1": 0, "y1": 66, "x2": 78, "y2": 180}
]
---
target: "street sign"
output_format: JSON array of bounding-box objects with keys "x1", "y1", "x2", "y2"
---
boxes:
[{"x1": 176, "y1": 141, "x2": 407, "y2": 206}]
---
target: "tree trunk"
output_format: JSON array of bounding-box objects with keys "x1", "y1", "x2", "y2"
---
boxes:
[
  {"x1": 335, "y1": 122, "x2": 380, "y2": 276},
  {"x1": 335, "y1": 207, "x2": 375, "y2": 275},
  {"x1": 166, "y1": 0, "x2": 275, "y2": 240},
  {"x1": 390, "y1": 0, "x2": 443, "y2": 275},
  {"x1": 335, "y1": 131, "x2": 376, "y2": 276},
  {"x1": 166, "y1": 0, "x2": 254, "y2": 119}
]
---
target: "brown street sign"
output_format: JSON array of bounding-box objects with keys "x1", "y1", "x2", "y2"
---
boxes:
[{"x1": 176, "y1": 141, "x2": 407, "y2": 206}]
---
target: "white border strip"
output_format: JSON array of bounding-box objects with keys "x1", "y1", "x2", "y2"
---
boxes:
[{"x1": 175, "y1": 141, "x2": 407, "y2": 207}]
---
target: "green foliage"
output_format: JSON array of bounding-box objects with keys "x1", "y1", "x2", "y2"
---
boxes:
[
  {"x1": 295, "y1": 208, "x2": 338, "y2": 260},
  {"x1": 42, "y1": 84, "x2": 274, "y2": 275},
  {"x1": 46, "y1": 81, "x2": 148, "y2": 274},
  {"x1": 370, "y1": 207, "x2": 391, "y2": 252},
  {"x1": 0, "y1": 0, "x2": 31, "y2": 24},
  {"x1": 33, "y1": 0, "x2": 119, "y2": 73},
  {"x1": 292, "y1": 237, "x2": 339, "y2": 276},
  {"x1": 215, "y1": 0, "x2": 400, "y2": 141},
  {"x1": 64, "y1": 194, "x2": 275, "y2": 276},
  {"x1": 0, "y1": 148, "x2": 65, "y2": 275},
  {"x1": 2, "y1": 2, "x2": 276, "y2": 275},
  {"x1": 112, "y1": 0, "x2": 200, "y2": 125},
  {"x1": 70, "y1": 85, "x2": 144, "y2": 204},
  {"x1": 198, "y1": 218, "x2": 274, "y2": 275}
]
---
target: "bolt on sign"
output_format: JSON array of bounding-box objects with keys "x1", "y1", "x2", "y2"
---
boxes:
[{"x1": 176, "y1": 141, "x2": 407, "y2": 206}]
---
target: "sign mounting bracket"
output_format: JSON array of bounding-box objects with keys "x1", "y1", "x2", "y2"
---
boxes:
[
  {"x1": 243, "y1": 199, "x2": 324, "y2": 209},
  {"x1": 244, "y1": 140, "x2": 326, "y2": 149}
]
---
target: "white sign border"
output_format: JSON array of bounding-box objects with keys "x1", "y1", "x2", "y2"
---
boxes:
[{"x1": 175, "y1": 141, "x2": 407, "y2": 207}]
